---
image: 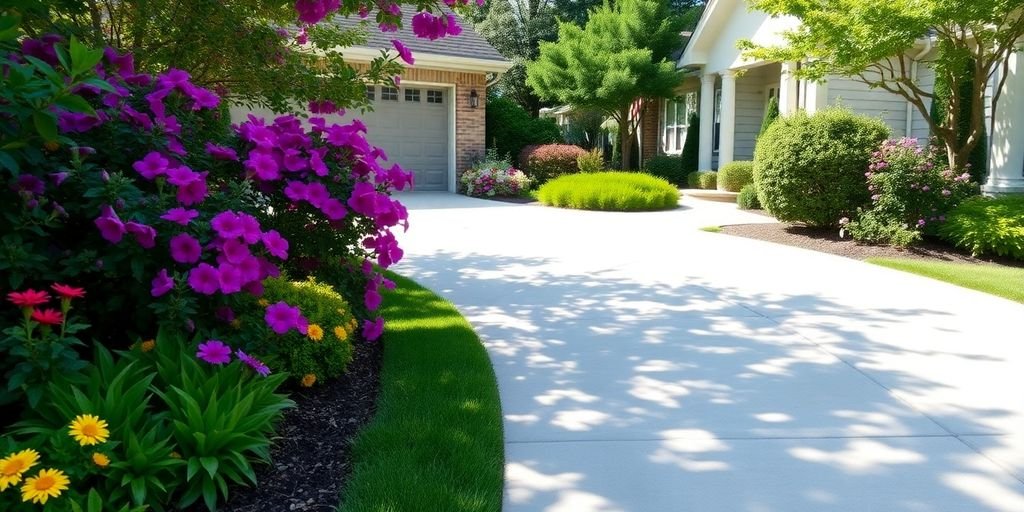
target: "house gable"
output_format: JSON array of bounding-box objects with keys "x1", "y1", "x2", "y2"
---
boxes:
[{"x1": 680, "y1": 0, "x2": 799, "y2": 73}]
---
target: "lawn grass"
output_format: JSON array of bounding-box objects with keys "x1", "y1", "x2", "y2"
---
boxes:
[
  {"x1": 700, "y1": 226, "x2": 722, "y2": 233},
  {"x1": 537, "y1": 171, "x2": 679, "y2": 211},
  {"x1": 338, "y1": 274, "x2": 503, "y2": 512},
  {"x1": 867, "y1": 257, "x2": 1024, "y2": 304}
]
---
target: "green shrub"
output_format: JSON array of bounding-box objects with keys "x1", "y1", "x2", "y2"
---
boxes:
[
  {"x1": 938, "y1": 195, "x2": 1024, "y2": 260},
  {"x1": 846, "y1": 213, "x2": 922, "y2": 248},
  {"x1": 737, "y1": 184, "x2": 761, "y2": 210},
  {"x1": 680, "y1": 112, "x2": 700, "y2": 174},
  {"x1": 644, "y1": 155, "x2": 686, "y2": 187},
  {"x1": 754, "y1": 108, "x2": 891, "y2": 227},
  {"x1": 237, "y1": 277, "x2": 357, "y2": 386},
  {"x1": 519, "y1": 144, "x2": 589, "y2": 184},
  {"x1": 537, "y1": 172, "x2": 679, "y2": 211},
  {"x1": 577, "y1": 148, "x2": 605, "y2": 173},
  {"x1": 687, "y1": 170, "x2": 718, "y2": 190},
  {"x1": 717, "y1": 161, "x2": 754, "y2": 192},
  {"x1": 485, "y1": 96, "x2": 563, "y2": 161},
  {"x1": 759, "y1": 96, "x2": 780, "y2": 139}
]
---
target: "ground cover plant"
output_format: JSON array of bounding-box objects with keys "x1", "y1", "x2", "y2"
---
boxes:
[
  {"x1": 938, "y1": 195, "x2": 1024, "y2": 260},
  {"x1": 737, "y1": 184, "x2": 761, "y2": 210},
  {"x1": 868, "y1": 258, "x2": 1024, "y2": 304},
  {"x1": 537, "y1": 171, "x2": 679, "y2": 211},
  {"x1": 339, "y1": 274, "x2": 502, "y2": 511}
]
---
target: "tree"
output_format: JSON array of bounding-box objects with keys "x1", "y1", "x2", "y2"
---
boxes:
[
  {"x1": 680, "y1": 111, "x2": 700, "y2": 172},
  {"x1": 474, "y1": 0, "x2": 558, "y2": 115},
  {"x1": 18, "y1": 0, "x2": 405, "y2": 112},
  {"x1": 741, "y1": 0, "x2": 1024, "y2": 172},
  {"x1": 758, "y1": 96, "x2": 780, "y2": 140},
  {"x1": 930, "y1": 58, "x2": 988, "y2": 182},
  {"x1": 554, "y1": 0, "x2": 706, "y2": 28},
  {"x1": 527, "y1": 0, "x2": 684, "y2": 169}
]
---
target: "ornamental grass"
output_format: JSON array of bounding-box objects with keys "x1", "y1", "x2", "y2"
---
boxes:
[{"x1": 537, "y1": 171, "x2": 680, "y2": 211}]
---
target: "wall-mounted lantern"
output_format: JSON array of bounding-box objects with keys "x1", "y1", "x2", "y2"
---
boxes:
[{"x1": 469, "y1": 89, "x2": 479, "y2": 109}]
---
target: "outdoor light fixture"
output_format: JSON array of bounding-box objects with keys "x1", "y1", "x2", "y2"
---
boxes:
[{"x1": 469, "y1": 89, "x2": 479, "y2": 108}]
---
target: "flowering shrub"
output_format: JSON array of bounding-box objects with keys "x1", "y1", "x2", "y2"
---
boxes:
[
  {"x1": 518, "y1": 144, "x2": 588, "y2": 184},
  {"x1": 461, "y1": 166, "x2": 532, "y2": 197},
  {"x1": 848, "y1": 138, "x2": 978, "y2": 246}
]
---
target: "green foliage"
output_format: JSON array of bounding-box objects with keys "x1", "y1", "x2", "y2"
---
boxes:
[
  {"x1": 461, "y1": 166, "x2": 533, "y2": 197},
  {"x1": 687, "y1": 170, "x2": 717, "y2": 190},
  {"x1": 930, "y1": 56, "x2": 988, "y2": 182},
  {"x1": 717, "y1": 161, "x2": 754, "y2": 192},
  {"x1": 561, "y1": 108, "x2": 607, "y2": 150},
  {"x1": 868, "y1": 257, "x2": 1024, "y2": 304},
  {"x1": 680, "y1": 111, "x2": 700, "y2": 174},
  {"x1": 537, "y1": 172, "x2": 679, "y2": 211},
  {"x1": 527, "y1": 0, "x2": 685, "y2": 169},
  {"x1": 759, "y1": 96, "x2": 780, "y2": 140},
  {"x1": 485, "y1": 96, "x2": 563, "y2": 164},
  {"x1": 518, "y1": 144, "x2": 589, "y2": 184},
  {"x1": 848, "y1": 138, "x2": 978, "y2": 246},
  {"x1": 753, "y1": 108, "x2": 891, "y2": 227},
  {"x1": 737, "y1": 184, "x2": 761, "y2": 210},
  {"x1": 237, "y1": 277, "x2": 357, "y2": 384},
  {"x1": 644, "y1": 155, "x2": 686, "y2": 187},
  {"x1": 577, "y1": 148, "x2": 606, "y2": 173},
  {"x1": 553, "y1": 0, "x2": 706, "y2": 28},
  {"x1": 938, "y1": 195, "x2": 1024, "y2": 260}
]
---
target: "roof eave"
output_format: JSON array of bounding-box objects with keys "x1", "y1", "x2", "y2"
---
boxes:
[{"x1": 337, "y1": 46, "x2": 513, "y2": 74}]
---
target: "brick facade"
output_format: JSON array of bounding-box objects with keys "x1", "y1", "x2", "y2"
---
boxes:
[{"x1": 640, "y1": 99, "x2": 661, "y2": 165}]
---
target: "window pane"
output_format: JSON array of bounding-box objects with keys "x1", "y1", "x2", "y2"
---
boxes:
[
  {"x1": 405, "y1": 88, "x2": 421, "y2": 102},
  {"x1": 365, "y1": 85, "x2": 375, "y2": 101},
  {"x1": 381, "y1": 87, "x2": 398, "y2": 101},
  {"x1": 427, "y1": 90, "x2": 443, "y2": 104}
]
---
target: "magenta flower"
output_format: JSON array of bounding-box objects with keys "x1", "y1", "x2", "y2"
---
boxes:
[
  {"x1": 365, "y1": 287, "x2": 382, "y2": 311},
  {"x1": 197, "y1": 340, "x2": 233, "y2": 365},
  {"x1": 391, "y1": 39, "x2": 415, "y2": 65},
  {"x1": 321, "y1": 198, "x2": 347, "y2": 221},
  {"x1": 261, "y1": 230, "x2": 289, "y2": 259},
  {"x1": 177, "y1": 172, "x2": 208, "y2": 205},
  {"x1": 237, "y1": 213, "x2": 263, "y2": 244},
  {"x1": 125, "y1": 222, "x2": 157, "y2": 248},
  {"x1": 94, "y1": 205, "x2": 126, "y2": 243},
  {"x1": 151, "y1": 268, "x2": 174, "y2": 297},
  {"x1": 188, "y1": 263, "x2": 220, "y2": 295},
  {"x1": 160, "y1": 207, "x2": 199, "y2": 225},
  {"x1": 205, "y1": 142, "x2": 239, "y2": 161},
  {"x1": 132, "y1": 151, "x2": 170, "y2": 179},
  {"x1": 265, "y1": 301, "x2": 303, "y2": 335},
  {"x1": 305, "y1": 182, "x2": 331, "y2": 208},
  {"x1": 363, "y1": 317, "x2": 384, "y2": 341},
  {"x1": 170, "y1": 233, "x2": 202, "y2": 264},
  {"x1": 245, "y1": 151, "x2": 280, "y2": 181},
  {"x1": 221, "y1": 239, "x2": 251, "y2": 264},
  {"x1": 218, "y1": 264, "x2": 244, "y2": 294},
  {"x1": 209, "y1": 211, "x2": 242, "y2": 240},
  {"x1": 165, "y1": 166, "x2": 199, "y2": 187},
  {"x1": 283, "y1": 180, "x2": 309, "y2": 202},
  {"x1": 235, "y1": 349, "x2": 271, "y2": 376},
  {"x1": 215, "y1": 306, "x2": 235, "y2": 323}
]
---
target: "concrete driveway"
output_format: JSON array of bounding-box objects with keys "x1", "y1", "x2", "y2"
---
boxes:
[{"x1": 393, "y1": 193, "x2": 1024, "y2": 511}]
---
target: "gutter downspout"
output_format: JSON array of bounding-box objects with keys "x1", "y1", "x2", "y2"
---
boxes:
[{"x1": 907, "y1": 37, "x2": 933, "y2": 138}]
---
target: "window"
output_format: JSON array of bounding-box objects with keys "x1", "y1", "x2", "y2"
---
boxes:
[
  {"x1": 405, "y1": 88, "x2": 421, "y2": 102},
  {"x1": 365, "y1": 85, "x2": 375, "y2": 101},
  {"x1": 381, "y1": 87, "x2": 398, "y2": 101},
  {"x1": 427, "y1": 90, "x2": 443, "y2": 104},
  {"x1": 713, "y1": 89, "x2": 722, "y2": 152},
  {"x1": 659, "y1": 92, "x2": 696, "y2": 154}
]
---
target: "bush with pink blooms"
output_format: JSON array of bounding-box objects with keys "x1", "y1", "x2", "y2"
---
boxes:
[
  {"x1": 461, "y1": 165, "x2": 532, "y2": 197},
  {"x1": 518, "y1": 144, "x2": 589, "y2": 184}
]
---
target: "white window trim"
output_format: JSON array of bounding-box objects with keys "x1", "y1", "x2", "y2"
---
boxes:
[{"x1": 660, "y1": 93, "x2": 695, "y2": 155}]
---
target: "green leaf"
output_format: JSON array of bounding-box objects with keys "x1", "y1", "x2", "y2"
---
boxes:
[
  {"x1": 88, "y1": 488, "x2": 103, "y2": 512},
  {"x1": 0, "y1": 150, "x2": 18, "y2": 173},
  {"x1": 0, "y1": 14, "x2": 21, "y2": 42},
  {"x1": 199, "y1": 456, "x2": 219, "y2": 478},
  {"x1": 69, "y1": 36, "x2": 104, "y2": 77},
  {"x1": 55, "y1": 94, "x2": 96, "y2": 116},
  {"x1": 32, "y1": 111, "x2": 58, "y2": 141}
]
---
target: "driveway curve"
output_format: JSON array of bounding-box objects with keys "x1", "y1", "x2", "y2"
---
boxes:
[{"x1": 394, "y1": 192, "x2": 1024, "y2": 512}]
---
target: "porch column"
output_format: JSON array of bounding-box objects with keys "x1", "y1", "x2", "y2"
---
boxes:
[
  {"x1": 779, "y1": 61, "x2": 799, "y2": 115},
  {"x1": 719, "y1": 70, "x2": 737, "y2": 167},
  {"x1": 698, "y1": 73, "x2": 716, "y2": 170},
  {"x1": 984, "y1": 47, "x2": 1024, "y2": 195}
]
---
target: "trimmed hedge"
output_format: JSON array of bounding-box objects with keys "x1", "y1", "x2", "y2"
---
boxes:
[
  {"x1": 737, "y1": 184, "x2": 761, "y2": 210},
  {"x1": 519, "y1": 144, "x2": 589, "y2": 184},
  {"x1": 717, "y1": 161, "x2": 754, "y2": 192},
  {"x1": 754, "y1": 108, "x2": 891, "y2": 227},
  {"x1": 938, "y1": 195, "x2": 1024, "y2": 260},
  {"x1": 687, "y1": 170, "x2": 718, "y2": 190},
  {"x1": 537, "y1": 172, "x2": 680, "y2": 211},
  {"x1": 644, "y1": 155, "x2": 686, "y2": 187},
  {"x1": 485, "y1": 96, "x2": 563, "y2": 161}
]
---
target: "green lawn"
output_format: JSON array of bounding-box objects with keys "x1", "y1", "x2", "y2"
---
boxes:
[
  {"x1": 700, "y1": 226, "x2": 722, "y2": 233},
  {"x1": 339, "y1": 274, "x2": 504, "y2": 512},
  {"x1": 867, "y1": 257, "x2": 1024, "y2": 304}
]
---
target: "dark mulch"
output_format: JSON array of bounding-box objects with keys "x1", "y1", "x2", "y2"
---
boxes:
[
  {"x1": 720, "y1": 219, "x2": 1024, "y2": 268},
  {"x1": 485, "y1": 195, "x2": 538, "y2": 204},
  {"x1": 206, "y1": 340, "x2": 383, "y2": 512}
]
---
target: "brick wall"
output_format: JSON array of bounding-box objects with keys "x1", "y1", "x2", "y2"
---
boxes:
[{"x1": 640, "y1": 99, "x2": 661, "y2": 165}]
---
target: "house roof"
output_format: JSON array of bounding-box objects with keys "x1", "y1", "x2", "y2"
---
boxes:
[{"x1": 329, "y1": 6, "x2": 507, "y2": 63}]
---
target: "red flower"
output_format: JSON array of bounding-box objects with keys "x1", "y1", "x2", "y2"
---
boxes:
[
  {"x1": 31, "y1": 308, "x2": 63, "y2": 326},
  {"x1": 7, "y1": 289, "x2": 50, "y2": 308},
  {"x1": 51, "y1": 283, "x2": 86, "y2": 300}
]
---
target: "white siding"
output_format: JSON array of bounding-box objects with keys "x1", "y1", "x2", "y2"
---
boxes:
[
  {"x1": 911, "y1": 65, "x2": 935, "y2": 141},
  {"x1": 734, "y1": 82, "x2": 764, "y2": 161},
  {"x1": 827, "y1": 75, "x2": 908, "y2": 137}
]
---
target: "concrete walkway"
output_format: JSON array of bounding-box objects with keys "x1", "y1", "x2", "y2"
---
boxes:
[{"x1": 393, "y1": 193, "x2": 1024, "y2": 512}]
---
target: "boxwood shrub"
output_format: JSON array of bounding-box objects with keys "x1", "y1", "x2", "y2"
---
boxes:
[
  {"x1": 519, "y1": 144, "x2": 589, "y2": 184},
  {"x1": 644, "y1": 155, "x2": 686, "y2": 187},
  {"x1": 737, "y1": 184, "x2": 761, "y2": 210},
  {"x1": 485, "y1": 96, "x2": 563, "y2": 161},
  {"x1": 754, "y1": 108, "x2": 891, "y2": 227},
  {"x1": 687, "y1": 170, "x2": 718, "y2": 190},
  {"x1": 537, "y1": 172, "x2": 679, "y2": 211},
  {"x1": 717, "y1": 161, "x2": 754, "y2": 192},
  {"x1": 938, "y1": 195, "x2": 1024, "y2": 260}
]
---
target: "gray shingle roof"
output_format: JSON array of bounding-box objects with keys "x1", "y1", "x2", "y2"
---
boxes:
[{"x1": 330, "y1": 6, "x2": 507, "y2": 63}]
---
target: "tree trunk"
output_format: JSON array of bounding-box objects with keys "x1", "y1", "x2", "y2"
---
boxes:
[{"x1": 619, "y1": 109, "x2": 633, "y2": 170}]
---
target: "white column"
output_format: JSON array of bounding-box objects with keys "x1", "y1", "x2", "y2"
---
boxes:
[
  {"x1": 698, "y1": 73, "x2": 716, "y2": 170},
  {"x1": 802, "y1": 78, "x2": 829, "y2": 114},
  {"x1": 984, "y1": 49, "x2": 1024, "y2": 195},
  {"x1": 779, "y1": 61, "x2": 799, "y2": 115},
  {"x1": 719, "y1": 70, "x2": 737, "y2": 168}
]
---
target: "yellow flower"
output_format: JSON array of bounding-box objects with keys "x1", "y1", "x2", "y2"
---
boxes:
[
  {"x1": 0, "y1": 449, "x2": 39, "y2": 491},
  {"x1": 333, "y1": 326, "x2": 348, "y2": 341},
  {"x1": 68, "y1": 414, "x2": 109, "y2": 446},
  {"x1": 170, "y1": 451, "x2": 181, "y2": 459},
  {"x1": 258, "y1": 299, "x2": 269, "y2": 307},
  {"x1": 91, "y1": 453, "x2": 110, "y2": 468},
  {"x1": 300, "y1": 374, "x2": 317, "y2": 387},
  {"x1": 140, "y1": 339, "x2": 155, "y2": 352},
  {"x1": 230, "y1": 318, "x2": 242, "y2": 329},
  {"x1": 307, "y1": 324, "x2": 324, "y2": 342},
  {"x1": 20, "y1": 468, "x2": 69, "y2": 504}
]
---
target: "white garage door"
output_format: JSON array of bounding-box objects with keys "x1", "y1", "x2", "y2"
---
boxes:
[{"x1": 359, "y1": 85, "x2": 449, "y2": 191}]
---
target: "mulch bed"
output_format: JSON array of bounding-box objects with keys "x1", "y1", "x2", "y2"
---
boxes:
[
  {"x1": 720, "y1": 218, "x2": 1024, "y2": 268},
  {"x1": 207, "y1": 340, "x2": 383, "y2": 512},
  {"x1": 484, "y1": 195, "x2": 538, "y2": 204}
]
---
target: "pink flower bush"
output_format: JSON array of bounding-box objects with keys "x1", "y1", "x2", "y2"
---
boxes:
[{"x1": 461, "y1": 166, "x2": 532, "y2": 197}]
